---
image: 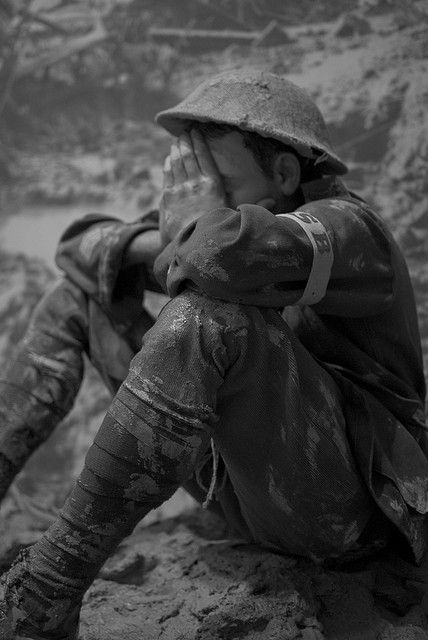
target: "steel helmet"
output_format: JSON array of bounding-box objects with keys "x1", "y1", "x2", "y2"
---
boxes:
[{"x1": 156, "y1": 68, "x2": 347, "y2": 175}]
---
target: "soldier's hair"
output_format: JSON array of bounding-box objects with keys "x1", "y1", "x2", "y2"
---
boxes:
[{"x1": 194, "y1": 122, "x2": 322, "y2": 184}]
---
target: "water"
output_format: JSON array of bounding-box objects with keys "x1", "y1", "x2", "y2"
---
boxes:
[{"x1": 0, "y1": 202, "x2": 139, "y2": 270}]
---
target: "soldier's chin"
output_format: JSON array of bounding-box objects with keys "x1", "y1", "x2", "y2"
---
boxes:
[
  {"x1": 271, "y1": 194, "x2": 290, "y2": 214},
  {"x1": 255, "y1": 197, "x2": 276, "y2": 212},
  {"x1": 271, "y1": 189, "x2": 304, "y2": 215}
]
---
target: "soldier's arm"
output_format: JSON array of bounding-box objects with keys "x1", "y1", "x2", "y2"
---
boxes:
[
  {"x1": 53, "y1": 128, "x2": 227, "y2": 319},
  {"x1": 151, "y1": 129, "x2": 394, "y2": 318},
  {"x1": 55, "y1": 210, "x2": 164, "y2": 321},
  {"x1": 155, "y1": 197, "x2": 396, "y2": 318}
]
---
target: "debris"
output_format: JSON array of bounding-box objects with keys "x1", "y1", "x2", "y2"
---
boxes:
[
  {"x1": 254, "y1": 20, "x2": 293, "y2": 47},
  {"x1": 98, "y1": 548, "x2": 153, "y2": 586},
  {"x1": 334, "y1": 12, "x2": 372, "y2": 38},
  {"x1": 16, "y1": 15, "x2": 108, "y2": 78},
  {"x1": 148, "y1": 21, "x2": 291, "y2": 50}
]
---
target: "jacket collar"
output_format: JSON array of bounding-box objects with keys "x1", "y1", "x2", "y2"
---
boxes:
[{"x1": 301, "y1": 175, "x2": 349, "y2": 204}]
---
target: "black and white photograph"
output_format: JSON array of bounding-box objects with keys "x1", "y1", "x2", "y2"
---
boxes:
[{"x1": 0, "y1": 1, "x2": 427, "y2": 638}]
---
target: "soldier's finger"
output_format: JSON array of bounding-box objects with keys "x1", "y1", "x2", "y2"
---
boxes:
[
  {"x1": 191, "y1": 129, "x2": 221, "y2": 178},
  {"x1": 163, "y1": 155, "x2": 173, "y2": 188},
  {"x1": 170, "y1": 142, "x2": 187, "y2": 183},
  {"x1": 179, "y1": 133, "x2": 199, "y2": 179}
]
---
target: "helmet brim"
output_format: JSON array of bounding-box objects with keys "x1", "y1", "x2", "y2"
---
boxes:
[{"x1": 155, "y1": 111, "x2": 348, "y2": 176}]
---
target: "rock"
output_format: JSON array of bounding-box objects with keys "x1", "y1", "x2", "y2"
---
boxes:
[
  {"x1": 334, "y1": 13, "x2": 372, "y2": 38},
  {"x1": 98, "y1": 547, "x2": 155, "y2": 586},
  {"x1": 254, "y1": 21, "x2": 294, "y2": 47},
  {"x1": 69, "y1": 155, "x2": 117, "y2": 184},
  {"x1": 77, "y1": 510, "x2": 428, "y2": 640}
]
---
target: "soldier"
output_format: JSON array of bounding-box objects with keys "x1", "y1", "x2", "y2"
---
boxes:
[{"x1": 0, "y1": 69, "x2": 427, "y2": 639}]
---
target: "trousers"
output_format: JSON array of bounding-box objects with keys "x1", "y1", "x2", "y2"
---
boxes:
[
  {"x1": 0, "y1": 277, "x2": 379, "y2": 552},
  {"x1": 0, "y1": 279, "x2": 384, "y2": 638}
]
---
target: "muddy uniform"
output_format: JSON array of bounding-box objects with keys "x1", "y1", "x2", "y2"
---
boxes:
[{"x1": 1, "y1": 177, "x2": 427, "y2": 639}]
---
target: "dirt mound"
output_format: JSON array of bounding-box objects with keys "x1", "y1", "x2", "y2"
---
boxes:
[{"x1": 76, "y1": 509, "x2": 428, "y2": 640}]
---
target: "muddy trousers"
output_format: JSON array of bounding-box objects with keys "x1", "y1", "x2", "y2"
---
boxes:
[
  {"x1": 0, "y1": 280, "x2": 89, "y2": 501},
  {"x1": 0, "y1": 275, "x2": 156, "y2": 503},
  {"x1": 0, "y1": 288, "x2": 381, "y2": 639},
  {"x1": 0, "y1": 278, "x2": 233, "y2": 519}
]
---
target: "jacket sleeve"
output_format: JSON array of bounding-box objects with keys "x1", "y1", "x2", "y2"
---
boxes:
[
  {"x1": 154, "y1": 198, "x2": 395, "y2": 318},
  {"x1": 55, "y1": 210, "x2": 162, "y2": 323}
]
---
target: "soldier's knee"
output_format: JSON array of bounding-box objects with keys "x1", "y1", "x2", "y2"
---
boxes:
[{"x1": 27, "y1": 278, "x2": 89, "y2": 344}]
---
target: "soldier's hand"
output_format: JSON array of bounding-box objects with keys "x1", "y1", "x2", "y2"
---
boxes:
[{"x1": 159, "y1": 129, "x2": 227, "y2": 246}]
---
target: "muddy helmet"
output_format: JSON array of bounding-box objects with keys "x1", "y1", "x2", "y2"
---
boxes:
[{"x1": 156, "y1": 68, "x2": 347, "y2": 175}]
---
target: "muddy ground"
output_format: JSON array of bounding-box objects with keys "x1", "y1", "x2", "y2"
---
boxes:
[{"x1": 1, "y1": 2, "x2": 428, "y2": 638}]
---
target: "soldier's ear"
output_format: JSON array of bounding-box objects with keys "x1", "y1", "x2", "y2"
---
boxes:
[{"x1": 272, "y1": 152, "x2": 301, "y2": 196}]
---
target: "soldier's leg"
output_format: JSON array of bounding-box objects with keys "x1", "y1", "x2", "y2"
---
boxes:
[
  {"x1": 0, "y1": 291, "x2": 378, "y2": 638},
  {"x1": 212, "y1": 316, "x2": 378, "y2": 562},
  {"x1": 182, "y1": 303, "x2": 382, "y2": 560},
  {"x1": 0, "y1": 291, "x2": 231, "y2": 638},
  {"x1": 211, "y1": 306, "x2": 422, "y2": 562},
  {"x1": 0, "y1": 374, "x2": 211, "y2": 639},
  {"x1": 0, "y1": 279, "x2": 89, "y2": 502}
]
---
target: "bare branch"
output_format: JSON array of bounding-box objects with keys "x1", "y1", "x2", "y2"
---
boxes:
[{"x1": 20, "y1": 10, "x2": 71, "y2": 35}]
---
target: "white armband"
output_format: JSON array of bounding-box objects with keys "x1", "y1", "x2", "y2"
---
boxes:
[{"x1": 277, "y1": 211, "x2": 333, "y2": 305}]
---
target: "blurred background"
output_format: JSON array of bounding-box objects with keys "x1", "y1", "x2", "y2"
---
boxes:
[{"x1": 0, "y1": 0, "x2": 427, "y2": 553}]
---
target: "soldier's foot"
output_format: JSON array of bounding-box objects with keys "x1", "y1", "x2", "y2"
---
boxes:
[{"x1": 0, "y1": 550, "x2": 80, "y2": 640}]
